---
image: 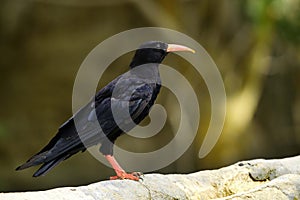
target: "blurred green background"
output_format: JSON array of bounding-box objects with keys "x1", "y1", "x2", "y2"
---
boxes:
[{"x1": 1, "y1": 0, "x2": 299, "y2": 192}]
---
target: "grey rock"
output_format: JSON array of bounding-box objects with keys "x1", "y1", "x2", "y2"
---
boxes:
[{"x1": 1, "y1": 155, "x2": 300, "y2": 200}]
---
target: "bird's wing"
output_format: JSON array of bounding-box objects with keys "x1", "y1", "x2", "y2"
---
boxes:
[
  {"x1": 41, "y1": 81, "x2": 155, "y2": 159},
  {"x1": 42, "y1": 79, "x2": 155, "y2": 157},
  {"x1": 104, "y1": 83, "x2": 155, "y2": 135},
  {"x1": 128, "y1": 83, "x2": 155, "y2": 120}
]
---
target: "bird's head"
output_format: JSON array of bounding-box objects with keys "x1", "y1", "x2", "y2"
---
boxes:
[{"x1": 129, "y1": 41, "x2": 195, "y2": 68}]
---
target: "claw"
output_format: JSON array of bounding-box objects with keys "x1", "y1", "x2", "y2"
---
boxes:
[
  {"x1": 110, "y1": 171, "x2": 142, "y2": 181},
  {"x1": 132, "y1": 172, "x2": 144, "y2": 180}
]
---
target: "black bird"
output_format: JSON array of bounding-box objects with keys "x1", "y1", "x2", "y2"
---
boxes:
[{"x1": 16, "y1": 41, "x2": 195, "y2": 180}]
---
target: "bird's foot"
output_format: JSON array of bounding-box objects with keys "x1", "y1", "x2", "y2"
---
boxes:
[{"x1": 110, "y1": 171, "x2": 143, "y2": 181}]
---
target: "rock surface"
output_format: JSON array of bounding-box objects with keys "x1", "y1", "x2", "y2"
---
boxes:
[{"x1": 1, "y1": 155, "x2": 300, "y2": 200}]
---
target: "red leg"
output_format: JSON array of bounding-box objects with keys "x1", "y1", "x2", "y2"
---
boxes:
[{"x1": 105, "y1": 155, "x2": 141, "y2": 181}]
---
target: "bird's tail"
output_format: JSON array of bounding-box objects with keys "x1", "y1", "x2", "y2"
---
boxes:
[
  {"x1": 32, "y1": 154, "x2": 71, "y2": 177},
  {"x1": 15, "y1": 127, "x2": 85, "y2": 177},
  {"x1": 16, "y1": 150, "x2": 50, "y2": 170},
  {"x1": 16, "y1": 152, "x2": 71, "y2": 177}
]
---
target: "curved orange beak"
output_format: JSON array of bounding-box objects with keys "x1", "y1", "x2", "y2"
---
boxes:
[{"x1": 167, "y1": 44, "x2": 195, "y2": 53}]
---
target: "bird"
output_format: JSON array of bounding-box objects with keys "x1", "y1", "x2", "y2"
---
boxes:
[{"x1": 16, "y1": 41, "x2": 195, "y2": 181}]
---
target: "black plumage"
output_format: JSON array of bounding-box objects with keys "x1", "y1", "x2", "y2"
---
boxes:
[{"x1": 16, "y1": 41, "x2": 194, "y2": 180}]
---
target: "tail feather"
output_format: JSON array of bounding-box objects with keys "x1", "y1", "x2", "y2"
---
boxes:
[
  {"x1": 33, "y1": 154, "x2": 71, "y2": 177},
  {"x1": 16, "y1": 151, "x2": 50, "y2": 171},
  {"x1": 16, "y1": 129, "x2": 85, "y2": 175},
  {"x1": 16, "y1": 118, "x2": 99, "y2": 176},
  {"x1": 16, "y1": 143, "x2": 85, "y2": 176}
]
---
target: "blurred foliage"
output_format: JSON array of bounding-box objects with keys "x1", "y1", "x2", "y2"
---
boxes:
[{"x1": 0, "y1": 0, "x2": 299, "y2": 192}]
